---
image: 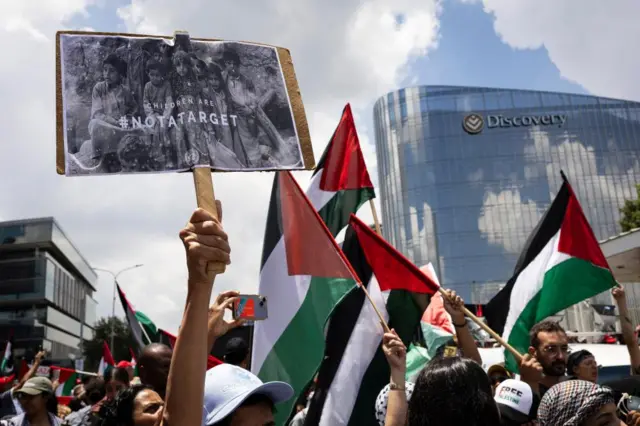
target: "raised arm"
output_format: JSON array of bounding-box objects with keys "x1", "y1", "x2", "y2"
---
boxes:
[
  {"x1": 382, "y1": 330, "x2": 408, "y2": 426},
  {"x1": 162, "y1": 204, "x2": 231, "y2": 426},
  {"x1": 613, "y1": 286, "x2": 640, "y2": 374},
  {"x1": 14, "y1": 350, "x2": 45, "y2": 391},
  {"x1": 442, "y1": 290, "x2": 482, "y2": 365}
]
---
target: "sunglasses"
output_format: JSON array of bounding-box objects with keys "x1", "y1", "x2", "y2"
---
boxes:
[{"x1": 491, "y1": 375, "x2": 509, "y2": 385}]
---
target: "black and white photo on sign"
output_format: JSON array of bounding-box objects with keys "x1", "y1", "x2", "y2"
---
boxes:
[{"x1": 59, "y1": 34, "x2": 304, "y2": 175}]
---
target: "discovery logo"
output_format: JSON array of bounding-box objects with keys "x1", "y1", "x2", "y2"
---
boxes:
[
  {"x1": 463, "y1": 113, "x2": 567, "y2": 134},
  {"x1": 462, "y1": 113, "x2": 484, "y2": 134}
]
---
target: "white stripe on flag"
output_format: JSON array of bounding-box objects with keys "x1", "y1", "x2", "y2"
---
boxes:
[{"x1": 319, "y1": 276, "x2": 389, "y2": 426}]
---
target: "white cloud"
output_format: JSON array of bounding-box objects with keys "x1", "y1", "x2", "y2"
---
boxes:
[
  {"x1": 478, "y1": 189, "x2": 541, "y2": 254},
  {"x1": 0, "y1": 0, "x2": 441, "y2": 333},
  {"x1": 473, "y1": 0, "x2": 640, "y2": 100}
]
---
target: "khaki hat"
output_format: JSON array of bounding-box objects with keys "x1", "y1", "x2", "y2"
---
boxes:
[
  {"x1": 487, "y1": 364, "x2": 511, "y2": 378},
  {"x1": 16, "y1": 377, "x2": 53, "y2": 396}
]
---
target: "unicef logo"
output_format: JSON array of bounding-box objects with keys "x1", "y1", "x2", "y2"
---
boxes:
[
  {"x1": 184, "y1": 149, "x2": 201, "y2": 166},
  {"x1": 462, "y1": 113, "x2": 484, "y2": 135}
]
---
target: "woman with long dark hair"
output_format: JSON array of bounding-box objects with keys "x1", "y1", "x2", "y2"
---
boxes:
[{"x1": 381, "y1": 330, "x2": 501, "y2": 426}]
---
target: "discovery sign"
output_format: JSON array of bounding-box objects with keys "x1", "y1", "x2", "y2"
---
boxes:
[{"x1": 462, "y1": 113, "x2": 567, "y2": 134}]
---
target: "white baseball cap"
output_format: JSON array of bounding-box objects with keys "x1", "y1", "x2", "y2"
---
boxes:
[
  {"x1": 494, "y1": 379, "x2": 538, "y2": 424},
  {"x1": 202, "y1": 364, "x2": 294, "y2": 425}
]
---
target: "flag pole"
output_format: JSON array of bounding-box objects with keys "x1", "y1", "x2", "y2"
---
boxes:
[
  {"x1": 369, "y1": 200, "x2": 382, "y2": 235},
  {"x1": 358, "y1": 282, "x2": 391, "y2": 334},
  {"x1": 435, "y1": 286, "x2": 523, "y2": 362}
]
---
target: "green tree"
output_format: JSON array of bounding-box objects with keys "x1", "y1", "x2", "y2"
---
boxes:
[
  {"x1": 82, "y1": 317, "x2": 135, "y2": 372},
  {"x1": 620, "y1": 184, "x2": 640, "y2": 232}
]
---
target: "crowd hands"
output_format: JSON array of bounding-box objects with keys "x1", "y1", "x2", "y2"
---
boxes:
[
  {"x1": 4, "y1": 206, "x2": 640, "y2": 426},
  {"x1": 380, "y1": 286, "x2": 640, "y2": 426},
  {"x1": 0, "y1": 204, "x2": 293, "y2": 426}
]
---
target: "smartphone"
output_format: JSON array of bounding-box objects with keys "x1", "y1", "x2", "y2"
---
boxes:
[{"x1": 233, "y1": 295, "x2": 268, "y2": 321}]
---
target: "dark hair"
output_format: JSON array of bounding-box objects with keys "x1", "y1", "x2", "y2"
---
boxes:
[
  {"x1": 99, "y1": 384, "x2": 153, "y2": 426},
  {"x1": 68, "y1": 397, "x2": 85, "y2": 412},
  {"x1": 111, "y1": 367, "x2": 131, "y2": 386},
  {"x1": 45, "y1": 392, "x2": 58, "y2": 415},
  {"x1": 173, "y1": 50, "x2": 191, "y2": 67},
  {"x1": 222, "y1": 49, "x2": 240, "y2": 66},
  {"x1": 567, "y1": 350, "x2": 595, "y2": 376},
  {"x1": 407, "y1": 357, "x2": 500, "y2": 426},
  {"x1": 84, "y1": 377, "x2": 107, "y2": 405},
  {"x1": 529, "y1": 320, "x2": 566, "y2": 349},
  {"x1": 211, "y1": 394, "x2": 275, "y2": 426},
  {"x1": 103, "y1": 53, "x2": 127, "y2": 78},
  {"x1": 146, "y1": 59, "x2": 165, "y2": 75}
]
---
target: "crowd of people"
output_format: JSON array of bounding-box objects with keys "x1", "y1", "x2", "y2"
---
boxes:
[{"x1": 2, "y1": 206, "x2": 640, "y2": 425}]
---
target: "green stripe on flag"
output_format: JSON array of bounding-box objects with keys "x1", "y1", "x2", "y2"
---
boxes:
[
  {"x1": 317, "y1": 188, "x2": 375, "y2": 237},
  {"x1": 506, "y1": 257, "x2": 617, "y2": 371},
  {"x1": 258, "y1": 276, "x2": 355, "y2": 426}
]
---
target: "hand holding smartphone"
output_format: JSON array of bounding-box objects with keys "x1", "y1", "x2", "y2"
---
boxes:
[{"x1": 232, "y1": 295, "x2": 268, "y2": 321}]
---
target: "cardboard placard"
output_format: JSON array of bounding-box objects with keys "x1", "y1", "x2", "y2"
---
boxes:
[{"x1": 56, "y1": 31, "x2": 314, "y2": 175}]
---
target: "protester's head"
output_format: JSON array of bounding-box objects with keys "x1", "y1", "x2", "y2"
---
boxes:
[
  {"x1": 117, "y1": 360, "x2": 135, "y2": 381},
  {"x1": 224, "y1": 337, "x2": 249, "y2": 369},
  {"x1": 138, "y1": 343, "x2": 172, "y2": 399},
  {"x1": 202, "y1": 364, "x2": 293, "y2": 425},
  {"x1": 103, "y1": 53, "x2": 127, "y2": 85},
  {"x1": 407, "y1": 357, "x2": 500, "y2": 426},
  {"x1": 494, "y1": 379, "x2": 539, "y2": 426},
  {"x1": 529, "y1": 320, "x2": 568, "y2": 377},
  {"x1": 68, "y1": 397, "x2": 85, "y2": 412},
  {"x1": 106, "y1": 367, "x2": 131, "y2": 400},
  {"x1": 538, "y1": 380, "x2": 622, "y2": 426},
  {"x1": 15, "y1": 377, "x2": 56, "y2": 418},
  {"x1": 375, "y1": 382, "x2": 415, "y2": 426},
  {"x1": 567, "y1": 350, "x2": 598, "y2": 383},
  {"x1": 488, "y1": 364, "x2": 512, "y2": 395},
  {"x1": 100, "y1": 384, "x2": 164, "y2": 426},
  {"x1": 84, "y1": 376, "x2": 107, "y2": 405},
  {"x1": 222, "y1": 50, "x2": 240, "y2": 77}
]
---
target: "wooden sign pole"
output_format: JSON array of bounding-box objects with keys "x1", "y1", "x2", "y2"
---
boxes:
[{"x1": 193, "y1": 168, "x2": 226, "y2": 276}]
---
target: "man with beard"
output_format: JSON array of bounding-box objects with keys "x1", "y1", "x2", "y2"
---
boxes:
[{"x1": 528, "y1": 320, "x2": 569, "y2": 397}]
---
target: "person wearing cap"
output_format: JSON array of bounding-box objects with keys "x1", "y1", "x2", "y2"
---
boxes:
[
  {"x1": 202, "y1": 364, "x2": 293, "y2": 425},
  {"x1": 488, "y1": 364, "x2": 512, "y2": 395},
  {"x1": 116, "y1": 361, "x2": 134, "y2": 382},
  {"x1": 7, "y1": 377, "x2": 62, "y2": 426},
  {"x1": 223, "y1": 338, "x2": 249, "y2": 370},
  {"x1": 567, "y1": 349, "x2": 598, "y2": 383},
  {"x1": 494, "y1": 379, "x2": 539, "y2": 426},
  {"x1": 0, "y1": 350, "x2": 46, "y2": 420}
]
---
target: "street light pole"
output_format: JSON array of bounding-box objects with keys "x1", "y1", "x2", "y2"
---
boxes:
[{"x1": 94, "y1": 264, "x2": 143, "y2": 352}]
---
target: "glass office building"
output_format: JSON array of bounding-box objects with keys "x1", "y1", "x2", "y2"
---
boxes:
[
  {"x1": 374, "y1": 86, "x2": 640, "y2": 304},
  {"x1": 0, "y1": 218, "x2": 97, "y2": 362}
]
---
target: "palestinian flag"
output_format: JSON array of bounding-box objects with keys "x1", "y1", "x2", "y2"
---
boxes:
[
  {"x1": 485, "y1": 175, "x2": 617, "y2": 372},
  {"x1": 117, "y1": 284, "x2": 158, "y2": 351},
  {"x1": 1, "y1": 334, "x2": 13, "y2": 375},
  {"x1": 251, "y1": 171, "x2": 360, "y2": 425},
  {"x1": 159, "y1": 329, "x2": 222, "y2": 369},
  {"x1": 307, "y1": 103, "x2": 375, "y2": 236},
  {"x1": 53, "y1": 366, "x2": 78, "y2": 404},
  {"x1": 98, "y1": 341, "x2": 115, "y2": 375},
  {"x1": 419, "y1": 265, "x2": 455, "y2": 361},
  {"x1": 306, "y1": 215, "x2": 438, "y2": 425}
]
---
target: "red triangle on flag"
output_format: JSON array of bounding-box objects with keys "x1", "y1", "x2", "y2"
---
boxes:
[
  {"x1": 558, "y1": 183, "x2": 610, "y2": 270},
  {"x1": 349, "y1": 214, "x2": 439, "y2": 294},
  {"x1": 319, "y1": 104, "x2": 374, "y2": 192},
  {"x1": 280, "y1": 171, "x2": 359, "y2": 280},
  {"x1": 102, "y1": 341, "x2": 115, "y2": 366},
  {"x1": 51, "y1": 366, "x2": 75, "y2": 384}
]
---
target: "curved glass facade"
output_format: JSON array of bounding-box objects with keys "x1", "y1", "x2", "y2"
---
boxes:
[{"x1": 374, "y1": 86, "x2": 640, "y2": 303}]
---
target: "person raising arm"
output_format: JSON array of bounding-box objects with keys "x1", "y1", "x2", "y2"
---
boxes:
[
  {"x1": 162, "y1": 203, "x2": 231, "y2": 426},
  {"x1": 612, "y1": 286, "x2": 640, "y2": 375},
  {"x1": 442, "y1": 289, "x2": 482, "y2": 364}
]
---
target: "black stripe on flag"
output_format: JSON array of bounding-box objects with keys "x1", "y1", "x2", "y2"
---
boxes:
[
  {"x1": 260, "y1": 173, "x2": 285, "y2": 270},
  {"x1": 304, "y1": 226, "x2": 373, "y2": 425},
  {"x1": 485, "y1": 182, "x2": 571, "y2": 335}
]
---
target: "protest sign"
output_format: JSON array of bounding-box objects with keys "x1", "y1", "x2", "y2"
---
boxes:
[{"x1": 56, "y1": 31, "x2": 314, "y2": 175}]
